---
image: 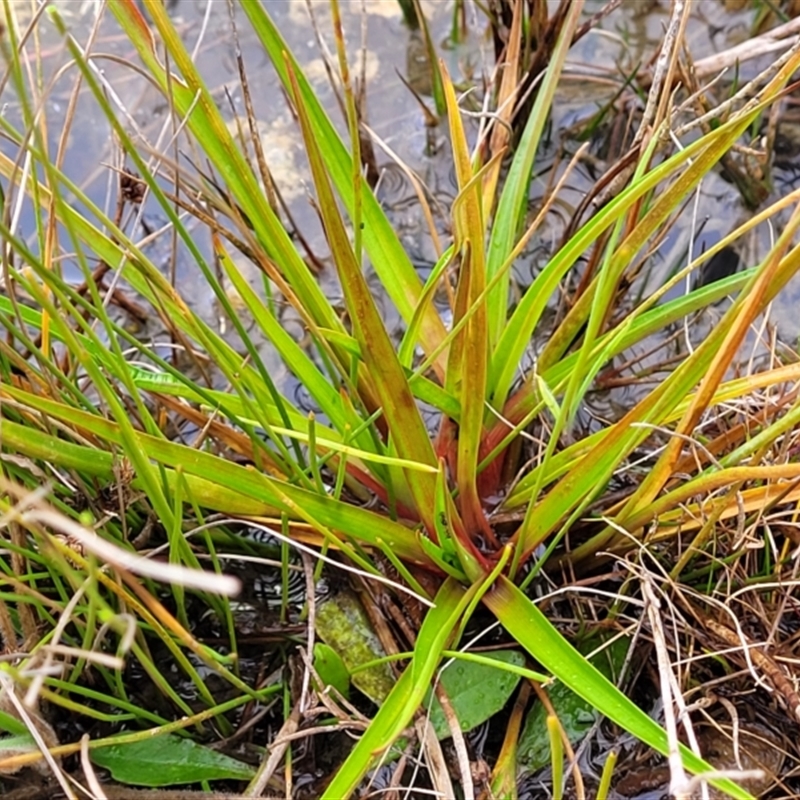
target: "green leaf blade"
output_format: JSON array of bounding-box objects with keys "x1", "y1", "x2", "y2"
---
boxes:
[
  {"x1": 485, "y1": 577, "x2": 753, "y2": 800},
  {"x1": 322, "y1": 578, "x2": 468, "y2": 799},
  {"x1": 90, "y1": 734, "x2": 255, "y2": 786}
]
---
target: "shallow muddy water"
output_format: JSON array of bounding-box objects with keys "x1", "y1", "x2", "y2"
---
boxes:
[{"x1": 4, "y1": 0, "x2": 800, "y2": 371}]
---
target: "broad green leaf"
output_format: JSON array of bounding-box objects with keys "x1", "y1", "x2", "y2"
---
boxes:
[
  {"x1": 90, "y1": 734, "x2": 255, "y2": 786},
  {"x1": 427, "y1": 649, "x2": 524, "y2": 739},
  {"x1": 517, "y1": 635, "x2": 627, "y2": 773}
]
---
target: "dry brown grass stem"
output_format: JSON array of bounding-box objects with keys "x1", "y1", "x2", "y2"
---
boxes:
[
  {"x1": 0, "y1": 673, "x2": 72, "y2": 798},
  {"x1": 244, "y1": 704, "x2": 300, "y2": 798},
  {"x1": 703, "y1": 617, "x2": 800, "y2": 726},
  {"x1": 676, "y1": 33, "x2": 800, "y2": 138},
  {"x1": 362, "y1": 124, "x2": 444, "y2": 257},
  {"x1": 80, "y1": 733, "x2": 107, "y2": 800},
  {"x1": 692, "y1": 16, "x2": 800, "y2": 82},
  {"x1": 431, "y1": 669, "x2": 473, "y2": 794}
]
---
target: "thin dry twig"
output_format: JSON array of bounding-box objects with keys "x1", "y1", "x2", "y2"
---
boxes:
[
  {"x1": 415, "y1": 717, "x2": 457, "y2": 800},
  {"x1": 363, "y1": 123, "x2": 445, "y2": 256},
  {"x1": 676, "y1": 33, "x2": 800, "y2": 138},
  {"x1": 0, "y1": 673, "x2": 72, "y2": 799},
  {"x1": 703, "y1": 616, "x2": 800, "y2": 725},
  {"x1": 79, "y1": 733, "x2": 107, "y2": 800},
  {"x1": 299, "y1": 551, "x2": 317, "y2": 714},
  {"x1": 692, "y1": 17, "x2": 800, "y2": 82},
  {"x1": 244, "y1": 704, "x2": 301, "y2": 798},
  {"x1": 642, "y1": 574, "x2": 697, "y2": 800},
  {"x1": 432, "y1": 680, "x2": 473, "y2": 799}
]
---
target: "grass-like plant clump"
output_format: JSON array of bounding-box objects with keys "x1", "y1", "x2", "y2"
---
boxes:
[{"x1": 1, "y1": 1, "x2": 799, "y2": 798}]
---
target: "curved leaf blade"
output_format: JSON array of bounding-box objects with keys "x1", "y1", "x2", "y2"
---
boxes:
[{"x1": 485, "y1": 577, "x2": 753, "y2": 800}]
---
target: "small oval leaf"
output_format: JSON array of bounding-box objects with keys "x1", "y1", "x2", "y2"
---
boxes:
[
  {"x1": 428, "y1": 650, "x2": 525, "y2": 739},
  {"x1": 518, "y1": 636, "x2": 628, "y2": 774},
  {"x1": 314, "y1": 642, "x2": 351, "y2": 699}
]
